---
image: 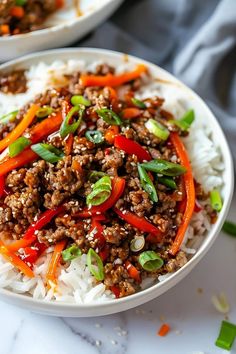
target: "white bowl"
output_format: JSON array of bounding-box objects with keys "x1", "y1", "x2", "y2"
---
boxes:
[
  {"x1": 0, "y1": 0, "x2": 123, "y2": 62},
  {"x1": 0, "y1": 48, "x2": 234, "y2": 317}
]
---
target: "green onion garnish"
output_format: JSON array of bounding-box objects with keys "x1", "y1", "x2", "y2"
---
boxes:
[
  {"x1": 141, "y1": 159, "x2": 186, "y2": 176},
  {"x1": 171, "y1": 110, "x2": 195, "y2": 131},
  {"x1": 85, "y1": 130, "x2": 104, "y2": 144},
  {"x1": 62, "y1": 245, "x2": 82, "y2": 262},
  {"x1": 88, "y1": 171, "x2": 107, "y2": 182},
  {"x1": 59, "y1": 106, "x2": 84, "y2": 139},
  {"x1": 210, "y1": 189, "x2": 222, "y2": 212},
  {"x1": 215, "y1": 320, "x2": 236, "y2": 350},
  {"x1": 222, "y1": 220, "x2": 236, "y2": 237},
  {"x1": 131, "y1": 97, "x2": 146, "y2": 109},
  {"x1": 138, "y1": 164, "x2": 158, "y2": 202},
  {"x1": 145, "y1": 119, "x2": 170, "y2": 140},
  {"x1": 71, "y1": 95, "x2": 91, "y2": 107},
  {"x1": 96, "y1": 108, "x2": 122, "y2": 126},
  {"x1": 87, "y1": 248, "x2": 104, "y2": 281},
  {"x1": 138, "y1": 251, "x2": 164, "y2": 271},
  {"x1": 15, "y1": 0, "x2": 27, "y2": 5},
  {"x1": 86, "y1": 175, "x2": 112, "y2": 206},
  {"x1": 36, "y1": 106, "x2": 53, "y2": 119},
  {"x1": 31, "y1": 143, "x2": 64, "y2": 163},
  {"x1": 0, "y1": 110, "x2": 18, "y2": 125},
  {"x1": 9, "y1": 136, "x2": 31, "y2": 157},
  {"x1": 158, "y1": 176, "x2": 177, "y2": 189},
  {"x1": 130, "y1": 236, "x2": 145, "y2": 252}
]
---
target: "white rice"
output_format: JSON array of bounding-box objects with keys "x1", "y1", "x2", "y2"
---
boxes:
[{"x1": 0, "y1": 60, "x2": 223, "y2": 302}]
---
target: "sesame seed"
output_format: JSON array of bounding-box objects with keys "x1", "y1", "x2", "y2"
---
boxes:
[
  {"x1": 110, "y1": 340, "x2": 117, "y2": 345},
  {"x1": 95, "y1": 323, "x2": 102, "y2": 328}
]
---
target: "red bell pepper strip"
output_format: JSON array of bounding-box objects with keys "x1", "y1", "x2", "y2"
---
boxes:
[
  {"x1": 99, "y1": 244, "x2": 110, "y2": 262},
  {"x1": 110, "y1": 285, "x2": 120, "y2": 298},
  {"x1": 9, "y1": 205, "x2": 65, "y2": 252},
  {"x1": 80, "y1": 64, "x2": 147, "y2": 87},
  {"x1": 114, "y1": 135, "x2": 151, "y2": 162},
  {"x1": 19, "y1": 242, "x2": 47, "y2": 267},
  {"x1": 0, "y1": 240, "x2": 34, "y2": 278},
  {"x1": 46, "y1": 239, "x2": 67, "y2": 286},
  {"x1": 169, "y1": 132, "x2": 195, "y2": 255},
  {"x1": 114, "y1": 208, "x2": 162, "y2": 239},
  {"x1": 124, "y1": 260, "x2": 141, "y2": 283},
  {"x1": 89, "y1": 215, "x2": 106, "y2": 250},
  {"x1": 75, "y1": 177, "x2": 126, "y2": 218}
]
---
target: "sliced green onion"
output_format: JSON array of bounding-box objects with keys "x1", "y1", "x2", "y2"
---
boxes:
[
  {"x1": 131, "y1": 97, "x2": 146, "y2": 109},
  {"x1": 85, "y1": 130, "x2": 104, "y2": 144},
  {"x1": 9, "y1": 136, "x2": 31, "y2": 157},
  {"x1": 171, "y1": 110, "x2": 195, "y2": 131},
  {"x1": 141, "y1": 159, "x2": 186, "y2": 176},
  {"x1": 145, "y1": 119, "x2": 170, "y2": 140},
  {"x1": 130, "y1": 236, "x2": 145, "y2": 252},
  {"x1": 0, "y1": 110, "x2": 18, "y2": 125},
  {"x1": 215, "y1": 320, "x2": 236, "y2": 350},
  {"x1": 96, "y1": 108, "x2": 122, "y2": 126},
  {"x1": 86, "y1": 176, "x2": 112, "y2": 206},
  {"x1": 31, "y1": 143, "x2": 64, "y2": 163},
  {"x1": 210, "y1": 189, "x2": 222, "y2": 212},
  {"x1": 87, "y1": 248, "x2": 104, "y2": 281},
  {"x1": 60, "y1": 106, "x2": 84, "y2": 139},
  {"x1": 62, "y1": 245, "x2": 82, "y2": 262},
  {"x1": 211, "y1": 293, "x2": 230, "y2": 314},
  {"x1": 158, "y1": 176, "x2": 177, "y2": 189},
  {"x1": 71, "y1": 95, "x2": 91, "y2": 107},
  {"x1": 88, "y1": 171, "x2": 107, "y2": 182},
  {"x1": 15, "y1": 0, "x2": 27, "y2": 5},
  {"x1": 222, "y1": 220, "x2": 236, "y2": 237},
  {"x1": 138, "y1": 251, "x2": 164, "y2": 271},
  {"x1": 138, "y1": 164, "x2": 158, "y2": 202},
  {"x1": 36, "y1": 106, "x2": 53, "y2": 119}
]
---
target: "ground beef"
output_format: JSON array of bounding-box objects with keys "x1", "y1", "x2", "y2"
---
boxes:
[
  {"x1": 128, "y1": 190, "x2": 153, "y2": 217},
  {"x1": 4, "y1": 188, "x2": 41, "y2": 223},
  {"x1": 0, "y1": 70, "x2": 27, "y2": 94}
]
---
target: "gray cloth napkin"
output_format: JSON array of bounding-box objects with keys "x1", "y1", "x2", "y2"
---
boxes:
[{"x1": 77, "y1": 0, "x2": 236, "y2": 164}]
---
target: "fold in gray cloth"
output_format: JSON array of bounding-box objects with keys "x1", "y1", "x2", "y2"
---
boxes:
[{"x1": 78, "y1": 0, "x2": 236, "y2": 164}]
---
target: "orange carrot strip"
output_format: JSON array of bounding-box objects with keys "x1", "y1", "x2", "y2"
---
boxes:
[
  {"x1": 122, "y1": 107, "x2": 142, "y2": 119},
  {"x1": 65, "y1": 134, "x2": 74, "y2": 155},
  {"x1": 158, "y1": 323, "x2": 170, "y2": 337},
  {"x1": 124, "y1": 260, "x2": 141, "y2": 283},
  {"x1": 169, "y1": 132, "x2": 195, "y2": 255},
  {"x1": 46, "y1": 240, "x2": 67, "y2": 286},
  {"x1": 107, "y1": 87, "x2": 118, "y2": 100},
  {"x1": 0, "y1": 149, "x2": 37, "y2": 177},
  {"x1": 104, "y1": 125, "x2": 119, "y2": 144},
  {"x1": 0, "y1": 104, "x2": 39, "y2": 152},
  {"x1": 1, "y1": 24, "x2": 10, "y2": 35},
  {"x1": 10, "y1": 6, "x2": 25, "y2": 18},
  {"x1": 71, "y1": 159, "x2": 83, "y2": 173},
  {"x1": 0, "y1": 240, "x2": 34, "y2": 278},
  {"x1": 80, "y1": 64, "x2": 147, "y2": 87}
]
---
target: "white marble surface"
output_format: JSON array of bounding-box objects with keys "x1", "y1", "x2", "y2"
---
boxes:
[{"x1": 0, "y1": 196, "x2": 236, "y2": 354}]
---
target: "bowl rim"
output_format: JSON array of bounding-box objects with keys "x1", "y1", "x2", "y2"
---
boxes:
[
  {"x1": 0, "y1": 0, "x2": 121, "y2": 42},
  {"x1": 0, "y1": 47, "x2": 234, "y2": 311}
]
